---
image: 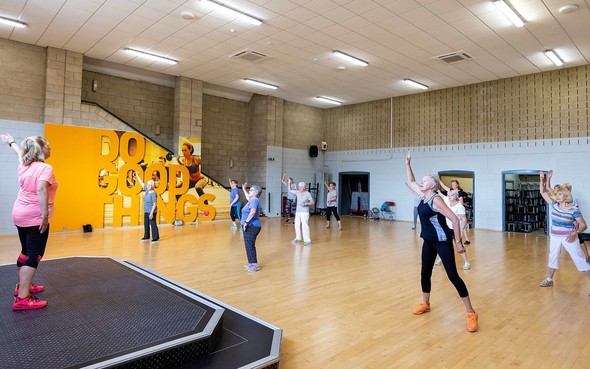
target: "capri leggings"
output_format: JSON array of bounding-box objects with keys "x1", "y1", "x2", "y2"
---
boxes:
[
  {"x1": 325, "y1": 206, "x2": 340, "y2": 221},
  {"x1": 16, "y1": 225, "x2": 49, "y2": 268},
  {"x1": 420, "y1": 239, "x2": 469, "y2": 297}
]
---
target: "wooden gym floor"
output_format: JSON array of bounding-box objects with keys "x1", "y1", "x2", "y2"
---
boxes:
[{"x1": 1, "y1": 216, "x2": 589, "y2": 369}]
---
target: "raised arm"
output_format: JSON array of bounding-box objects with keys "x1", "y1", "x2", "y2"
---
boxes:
[
  {"x1": 405, "y1": 151, "x2": 423, "y2": 196},
  {"x1": 539, "y1": 172, "x2": 552, "y2": 204},
  {"x1": 287, "y1": 178, "x2": 297, "y2": 194},
  {"x1": 439, "y1": 181, "x2": 450, "y2": 193},
  {"x1": 242, "y1": 182, "x2": 250, "y2": 200},
  {"x1": 1, "y1": 133, "x2": 24, "y2": 165},
  {"x1": 281, "y1": 172, "x2": 288, "y2": 186},
  {"x1": 546, "y1": 169, "x2": 557, "y2": 197},
  {"x1": 135, "y1": 172, "x2": 145, "y2": 188}
]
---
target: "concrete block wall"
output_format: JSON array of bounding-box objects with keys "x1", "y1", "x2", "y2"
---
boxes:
[
  {"x1": 43, "y1": 48, "x2": 84, "y2": 126},
  {"x1": 82, "y1": 70, "x2": 175, "y2": 149},
  {"x1": 325, "y1": 99, "x2": 391, "y2": 151},
  {"x1": 174, "y1": 76, "x2": 203, "y2": 151},
  {"x1": 202, "y1": 94, "x2": 250, "y2": 185},
  {"x1": 0, "y1": 38, "x2": 46, "y2": 122},
  {"x1": 283, "y1": 100, "x2": 325, "y2": 150}
]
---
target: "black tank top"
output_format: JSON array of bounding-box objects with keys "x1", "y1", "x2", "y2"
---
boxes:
[{"x1": 417, "y1": 194, "x2": 453, "y2": 242}]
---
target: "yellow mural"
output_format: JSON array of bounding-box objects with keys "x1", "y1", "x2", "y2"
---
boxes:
[{"x1": 45, "y1": 124, "x2": 229, "y2": 232}]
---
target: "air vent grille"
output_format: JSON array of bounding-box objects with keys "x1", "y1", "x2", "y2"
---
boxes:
[
  {"x1": 232, "y1": 49, "x2": 267, "y2": 62},
  {"x1": 435, "y1": 51, "x2": 473, "y2": 64}
]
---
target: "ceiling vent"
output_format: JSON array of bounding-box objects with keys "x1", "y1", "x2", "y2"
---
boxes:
[
  {"x1": 232, "y1": 49, "x2": 267, "y2": 62},
  {"x1": 434, "y1": 51, "x2": 473, "y2": 64}
]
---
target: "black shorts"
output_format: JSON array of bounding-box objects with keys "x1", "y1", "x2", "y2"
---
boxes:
[{"x1": 579, "y1": 233, "x2": 590, "y2": 243}]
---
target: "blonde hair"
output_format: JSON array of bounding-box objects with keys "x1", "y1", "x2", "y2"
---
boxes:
[
  {"x1": 556, "y1": 183, "x2": 572, "y2": 192},
  {"x1": 556, "y1": 189, "x2": 573, "y2": 206},
  {"x1": 424, "y1": 174, "x2": 440, "y2": 191},
  {"x1": 447, "y1": 189, "x2": 459, "y2": 201},
  {"x1": 21, "y1": 136, "x2": 47, "y2": 166}
]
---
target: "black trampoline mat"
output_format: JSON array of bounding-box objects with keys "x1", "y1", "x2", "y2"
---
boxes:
[{"x1": 0, "y1": 257, "x2": 220, "y2": 369}]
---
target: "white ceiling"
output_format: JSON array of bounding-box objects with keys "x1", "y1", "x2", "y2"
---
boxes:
[{"x1": 1, "y1": 0, "x2": 589, "y2": 107}]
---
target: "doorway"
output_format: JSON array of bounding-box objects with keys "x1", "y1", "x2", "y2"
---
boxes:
[
  {"x1": 502, "y1": 170, "x2": 547, "y2": 234},
  {"x1": 339, "y1": 172, "x2": 369, "y2": 216},
  {"x1": 438, "y1": 171, "x2": 475, "y2": 228}
]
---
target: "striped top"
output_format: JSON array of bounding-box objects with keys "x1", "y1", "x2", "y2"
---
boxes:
[{"x1": 550, "y1": 201, "x2": 582, "y2": 236}]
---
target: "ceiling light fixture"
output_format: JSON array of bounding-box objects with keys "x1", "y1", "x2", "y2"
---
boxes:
[
  {"x1": 316, "y1": 96, "x2": 342, "y2": 105},
  {"x1": 403, "y1": 79, "x2": 429, "y2": 90},
  {"x1": 244, "y1": 78, "x2": 278, "y2": 89},
  {"x1": 0, "y1": 15, "x2": 27, "y2": 28},
  {"x1": 544, "y1": 49, "x2": 564, "y2": 67},
  {"x1": 124, "y1": 48, "x2": 178, "y2": 65},
  {"x1": 204, "y1": 0, "x2": 262, "y2": 26},
  {"x1": 332, "y1": 50, "x2": 368, "y2": 67},
  {"x1": 493, "y1": 0, "x2": 525, "y2": 27}
]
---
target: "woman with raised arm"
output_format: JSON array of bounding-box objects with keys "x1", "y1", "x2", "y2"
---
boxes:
[
  {"x1": 241, "y1": 182, "x2": 263, "y2": 273},
  {"x1": 538, "y1": 172, "x2": 590, "y2": 288},
  {"x1": 281, "y1": 172, "x2": 296, "y2": 223},
  {"x1": 405, "y1": 151, "x2": 478, "y2": 332},
  {"x1": 1, "y1": 133, "x2": 58, "y2": 311},
  {"x1": 440, "y1": 180, "x2": 471, "y2": 244}
]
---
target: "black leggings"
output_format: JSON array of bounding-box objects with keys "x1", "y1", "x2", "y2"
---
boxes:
[
  {"x1": 420, "y1": 239, "x2": 469, "y2": 297},
  {"x1": 326, "y1": 206, "x2": 340, "y2": 221},
  {"x1": 16, "y1": 225, "x2": 49, "y2": 268}
]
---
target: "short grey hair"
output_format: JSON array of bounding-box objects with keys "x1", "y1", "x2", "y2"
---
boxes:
[
  {"x1": 250, "y1": 185, "x2": 262, "y2": 197},
  {"x1": 147, "y1": 180, "x2": 155, "y2": 188}
]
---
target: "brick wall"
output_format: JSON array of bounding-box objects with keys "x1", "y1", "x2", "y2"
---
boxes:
[
  {"x1": 82, "y1": 70, "x2": 175, "y2": 149},
  {"x1": 325, "y1": 65, "x2": 590, "y2": 150},
  {"x1": 0, "y1": 38, "x2": 46, "y2": 122},
  {"x1": 283, "y1": 100, "x2": 325, "y2": 150},
  {"x1": 202, "y1": 94, "x2": 250, "y2": 184}
]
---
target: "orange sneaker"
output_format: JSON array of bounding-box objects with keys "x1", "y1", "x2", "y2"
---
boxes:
[
  {"x1": 13, "y1": 283, "x2": 45, "y2": 297},
  {"x1": 412, "y1": 302, "x2": 430, "y2": 315},
  {"x1": 12, "y1": 295, "x2": 47, "y2": 311},
  {"x1": 466, "y1": 312, "x2": 479, "y2": 332}
]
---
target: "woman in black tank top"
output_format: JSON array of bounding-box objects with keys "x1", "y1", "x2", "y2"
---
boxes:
[{"x1": 405, "y1": 151, "x2": 479, "y2": 333}]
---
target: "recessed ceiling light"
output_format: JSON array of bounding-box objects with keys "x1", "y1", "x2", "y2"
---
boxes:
[
  {"x1": 124, "y1": 48, "x2": 178, "y2": 65},
  {"x1": 316, "y1": 96, "x2": 342, "y2": 105},
  {"x1": 0, "y1": 15, "x2": 27, "y2": 28},
  {"x1": 244, "y1": 78, "x2": 278, "y2": 89},
  {"x1": 337, "y1": 66, "x2": 346, "y2": 71}
]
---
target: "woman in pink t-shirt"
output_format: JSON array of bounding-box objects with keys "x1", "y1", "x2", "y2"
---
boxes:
[{"x1": 1, "y1": 133, "x2": 58, "y2": 311}]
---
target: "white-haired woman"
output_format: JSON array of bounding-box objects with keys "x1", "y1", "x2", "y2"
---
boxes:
[
  {"x1": 136, "y1": 172, "x2": 159, "y2": 242},
  {"x1": 1, "y1": 133, "x2": 58, "y2": 311},
  {"x1": 288, "y1": 178, "x2": 314, "y2": 246},
  {"x1": 241, "y1": 183, "x2": 263, "y2": 272},
  {"x1": 435, "y1": 189, "x2": 471, "y2": 270},
  {"x1": 539, "y1": 172, "x2": 589, "y2": 288},
  {"x1": 406, "y1": 151, "x2": 478, "y2": 333}
]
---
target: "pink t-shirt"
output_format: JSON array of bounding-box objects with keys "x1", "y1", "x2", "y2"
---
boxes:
[{"x1": 13, "y1": 161, "x2": 58, "y2": 227}]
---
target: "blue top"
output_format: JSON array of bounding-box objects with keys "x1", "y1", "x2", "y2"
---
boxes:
[
  {"x1": 417, "y1": 194, "x2": 453, "y2": 242},
  {"x1": 143, "y1": 186, "x2": 157, "y2": 213},
  {"x1": 230, "y1": 187, "x2": 239, "y2": 207},
  {"x1": 242, "y1": 197, "x2": 261, "y2": 227},
  {"x1": 295, "y1": 191, "x2": 313, "y2": 213}
]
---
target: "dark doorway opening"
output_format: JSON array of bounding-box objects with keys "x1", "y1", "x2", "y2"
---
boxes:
[
  {"x1": 502, "y1": 170, "x2": 547, "y2": 234},
  {"x1": 339, "y1": 172, "x2": 369, "y2": 216}
]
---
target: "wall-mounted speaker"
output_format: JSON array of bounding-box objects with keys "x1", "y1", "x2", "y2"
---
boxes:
[
  {"x1": 321, "y1": 141, "x2": 327, "y2": 151},
  {"x1": 309, "y1": 145, "x2": 318, "y2": 157}
]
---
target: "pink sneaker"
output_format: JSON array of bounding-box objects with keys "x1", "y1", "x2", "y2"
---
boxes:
[
  {"x1": 12, "y1": 295, "x2": 47, "y2": 311},
  {"x1": 13, "y1": 283, "x2": 45, "y2": 297}
]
